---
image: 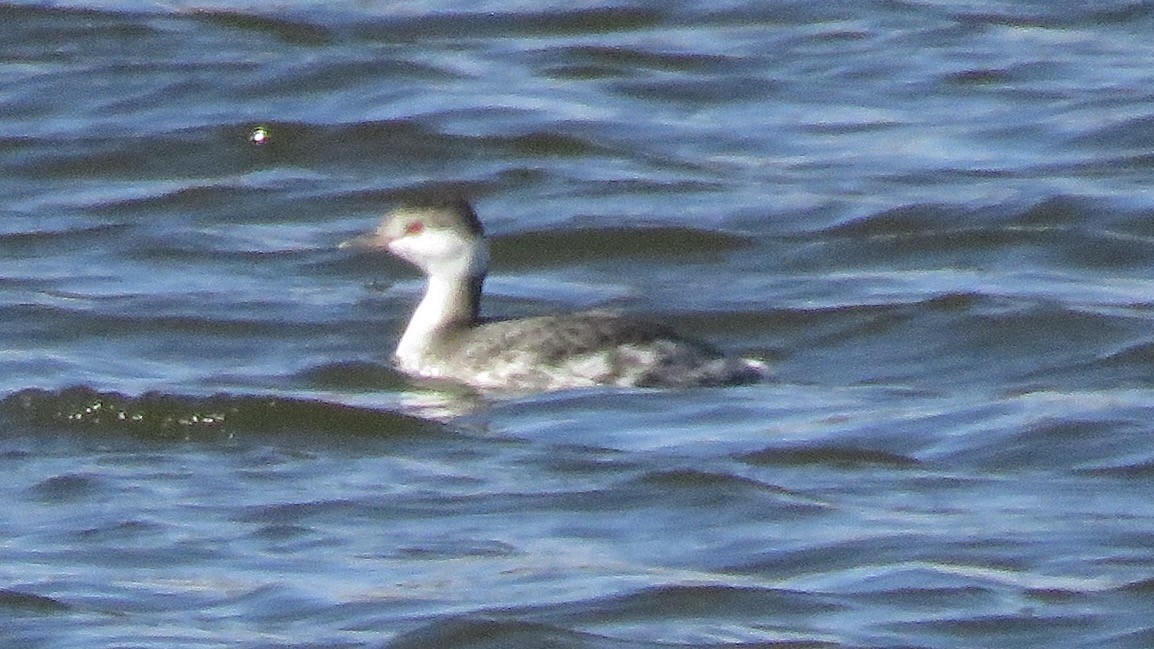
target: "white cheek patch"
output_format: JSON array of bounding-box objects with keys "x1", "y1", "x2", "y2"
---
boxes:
[
  {"x1": 389, "y1": 229, "x2": 485, "y2": 277},
  {"x1": 389, "y1": 230, "x2": 453, "y2": 264}
]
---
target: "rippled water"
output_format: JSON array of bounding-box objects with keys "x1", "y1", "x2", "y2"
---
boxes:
[{"x1": 5, "y1": 1, "x2": 1154, "y2": 647}]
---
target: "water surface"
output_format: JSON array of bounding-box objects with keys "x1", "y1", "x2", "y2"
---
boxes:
[{"x1": 4, "y1": 1, "x2": 1154, "y2": 647}]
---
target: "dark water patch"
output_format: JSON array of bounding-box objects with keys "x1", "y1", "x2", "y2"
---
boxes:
[
  {"x1": 520, "y1": 583, "x2": 844, "y2": 629},
  {"x1": 727, "y1": 536, "x2": 940, "y2": 580},
  {"x1": 1076, "y1": 111, "x2": 1154, "y2": 154},
  {"x1": 560, "y1": 44, "x2": 747, "y2": 74},
  {"x1": 613, "y1": 75, "x2": 781, "y2": 105},
  {"x1": 1, "y1": 386, "x2": 440, "y2": 439},
  {"x1": 235, "y1": 499, "x2": 375, "y2": 527},
  {"x1": 298, "y1": 185, "x2": 430, "y2": 221},
  {"x1": 771, "y1": 286, "x2": 1147, "y2": 387},
  {"x1": 333, "y1": 180, "x2": 501, "y2": 216},
  {"x1": 633, "y1": 468, "x2": 825, "y2": 518},
  {"x1": 944, "y1": 67, "x2": 1013, "y2": 88},
  {"x1": 92, "y1": 183, "x2": 282, "y2": 219},
  {"x1": 7, "y1": 133, "x2": 191, "y2": 181},
  {"x1": 540, "y1": 44, "x2": 749, "y2": 80},
  {"x1": 642, "y1": 309, "x2": 787, "y2": 359},
  {"x1": 127, "y1": 238, "x2": 318, "y2": 264},
  {"x1": 394, "y1": 537, "x2": 518, "y2": 560},
  {"x1": 25, "y1": 472, "x2": 104, "y2": 502},
  {"x1": 1100, "y1": 627, "x2": 1154, "y2": 648},
  {"x1": 184, "y1": 7, "x2": 332, "y2": 46},
  {"x1": 639, "y1": 467, "x2": 790, "y2": 493},
  {"x1": 385, "y1": 617, "x2": 605, "y2": 649},
  {"x1": 611, "y1": 582, "x2": 844, "y2": 619},
  {"x1": 835, "y1": 557, "x2": 1037, "y2": 593},
  {"x1": 956, "y1": 2, "x2": 1154, "y2": 30},
  {"x1": 305, "y1": 119, "x2": 607, "y2": 163},
  {"x1": 495, "y1": 131, "x2": 600, "y2": 158},
  {"x1": 1023, "y1": 586, "x2": 1086, "y2": 603},
  {"x1": 74, "y1": 518, "x2": 166, "y2": 543},
  {"x1": 883, "y1": 611, "x2": 1099, "y2": 646},
  {"x1": 351, "y1": 6, "x2": 665, "y2": 43},
  {"x1": 12, "y1": 126, "x2": 271, "y2": 182},
  {"x1": 1052, "y1": 229, "x2": 1154, "y2": 271},
  {"x1": 1106, "y1": 203, "x2": 1154, "y2": 242},
  {"x1": 293, "y1": 360, "x2": 404, "y2": 391},
  {"x1": 492, "y1": 226, "x2": 751, "y2": 268},
  {"x1": 821, "y1": 199, "x2": 1057, "y2": 242},
  {"x1": 796, "y1": 115, "x2": 903, "y2": 137},
  {"x1": 805, "y1": 196, "x2": 1154, "y2": 271},
  {"x1": 248, "y1": 522, "x2": 315, "y2": 543},
  {"x1": 952, "y1": 5, "x2": 1075, "y2": 29},
  {"x1": 212, "y1": 583, "x2": 324, "y2": 625},
  {"x1": 0, "y1": 588, "x2": 70, "y2": 614},
  {"x1": 1085, "y1": 2, "x2": 1154, "y2": 26},
  {"x1": 852, "y1": 583, "x2": 998, "y2": 611},
  {"x1": 2, "y1": 303, "x2": 332, "y2": 343},
  {"x1": 0, "y1": 447, "x2": 30, "y2": 460},
  {"x1": 941, "y1": 60, "x2": 1068, "y2": 95},
  {"x1": 680, "y1": 0, "x2": 867, "y2": 26},
  {"x1": 575, "y1": 177, "x2": 727, "y2": 196},
  {"x1": 493, "y1": 5, "x2": 664, "y2": 37},
  {"x1": 0, "y1": 222, "x2": 128, "y2": 251},
  {"x1": 0, "y1": 3, "x2": 160, "y2": 50},
  {"x1": 738, "y1": 445, "x2": 920, "y2": 469},
  {"x1": 943, "y1": 304, "x2": 1140, "y2": 383},
  {"x1": 509, "y1": 449, "x2": 641, "y2": 493},
  {"x1": 932, "y1": 419, "x2": 1135, "y2": 472},
  {"x1": 33, "y1": 535, "x2": 230, "y2": 572},
  {"x1": 283, "y1": 119, "x2": 511, "y2": 171},
  {"x1": 412, "y1": 485, "x2": 649, "y2": 519},
  {"x1": 766, "y1": 300, "x2": 934, "y2": 353},
  {"x1": 20, "y1": 118, "x2": 476, "y2": 188},
  {"x1": 256, "y1": 56, "x2": 465, "y2": 98},
  {"x1": 1082, "y1": 457, "x2": 1154, "y2": 479},
  {"x1": 1010, "y1": 194, "x2": 1087, "y2": 227},
  {"x1": 541, "y1": 62, "x2": 627, "y2": 81},
  {"x1": 819, "y1": 201, "x2": 980, "y2": 236},
  {"x1": 0, "y1": 2, "x2": 156, "y2": 20},
  {"x1": 1118, "y1": 575, "x2": 1154, "y2": 595}
]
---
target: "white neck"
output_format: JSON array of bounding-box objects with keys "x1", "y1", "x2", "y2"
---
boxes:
[{"x1": 393, "y1": 243, "x2": 488, "y2": 375}]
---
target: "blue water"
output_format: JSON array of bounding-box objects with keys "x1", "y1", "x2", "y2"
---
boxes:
[{"x1": 4, "y1": 1, "x2": 1154, "y2": 647}]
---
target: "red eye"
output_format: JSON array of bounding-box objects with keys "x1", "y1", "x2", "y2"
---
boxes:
[{"x1": 405, "y1": 221, "x2": 424, "y2": 236}]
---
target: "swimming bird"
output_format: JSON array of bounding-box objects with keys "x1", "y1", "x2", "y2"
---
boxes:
[{"x1": 341, "y1": 198, "x2": 767, "y2": 392}]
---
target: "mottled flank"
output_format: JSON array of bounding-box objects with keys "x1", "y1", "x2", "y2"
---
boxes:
[{"x1": 441, "y1": 310, "x2": 768, "y2": 391}]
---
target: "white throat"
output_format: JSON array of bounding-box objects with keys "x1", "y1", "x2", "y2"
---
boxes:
[{"x1": 392, "y1": 235, "x2": 489, "y2": 375}]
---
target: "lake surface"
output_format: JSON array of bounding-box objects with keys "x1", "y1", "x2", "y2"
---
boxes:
[{"x1": 4, "y1": 0, "x2": 1154, "y2": 647}]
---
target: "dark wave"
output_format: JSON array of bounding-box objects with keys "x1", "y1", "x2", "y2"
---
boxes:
[
  {"x1": 796, "y1": 195, "x2": 1154, "y2": 273},
  {"x1": 492, "y1": 226, "x2": 751, "y2": 267},
  {"x1": 738, "y1": 444, "x2": 920, "y2": 469},
  {"x1": 350, "y1": 6, "x2": 665, "y2": 43},
  {"x1": 549, "y1": 44, "x2": 748, "y2": 77},
  {"x1": 613, "y1": 75, "x2": 782, "y2": 105},
  {"x1": 0, "y1": 222, "x2": 128, "y2": 249},
  {"x1": 566, "y1": 582, "x2": 844, "y2": 620},
  {"x1": 0, "y1": 588, "x2": 70, "y2": 613},
  {"x1": 384, "y1": 582, "x2": 844, "y2": 649},
  {"x1": 184, "y1": 7, "x2": 332, "y2": 46},
  {"x1": 1, "y1": 386, "x2": 440, "y2": 438},
  {"x1": 385, "y1": 618, "x2": 611, "y2": 649}
]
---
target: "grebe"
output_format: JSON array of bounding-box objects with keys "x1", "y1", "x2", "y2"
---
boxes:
[{"x1": 341, "y1": 198, "x2": 767, "y2": 392}]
